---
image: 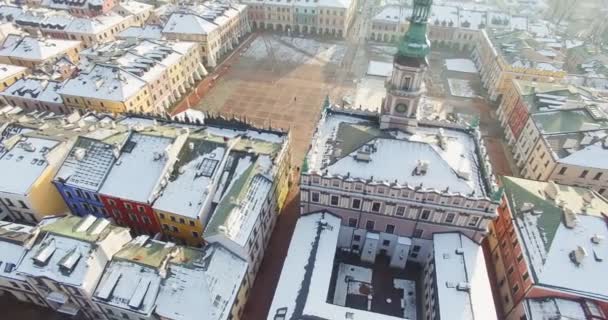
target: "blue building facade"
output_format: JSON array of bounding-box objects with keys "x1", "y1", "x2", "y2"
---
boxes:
[{"x1": 53, "y1": 137, "x2": 118, "y2": 217}]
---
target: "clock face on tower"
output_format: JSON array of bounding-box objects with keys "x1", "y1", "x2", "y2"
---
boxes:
[{"x1": 395, "y1": 103, "x2": 408, "y2": 113}]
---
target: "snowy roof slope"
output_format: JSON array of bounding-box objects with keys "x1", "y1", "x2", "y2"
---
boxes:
[
  {"x1": 59, "y1": 64, "x2": 147, "y2": 102},
  {"x1": 307, "y1": 110, "x2": 486, "y2": 196},
  {"x1": 153, "y1": 138, "x2": 227, "y2": 219},
  {"x1": 0, "y1": 35, "x2": 80, "y2": 62},
  {"x1": 504, "y1": 177, "x2": 608, "y2": 301},
  {"x1": 557, "y1": 140, "x2": 608, "y2": 170},
  {"x1": 0, "y1": 136, "x2": 59, "y2": 194},
  {"x1": 1, "y1": 78, "x2": 64, "y2": 104},
  {"x1": 156, "y1": 245, "x2": 247, "y2": 320},
  {"x1": 100, "y1": 132, "x2": 174, "y2": 203},
  {"x1": 118, "y1": 25, "x2": 163, "y2": 40},
  {"x1": 433, "y1": 233, "x2": 497, "y2": 320},
  {"x1": 0, "y1": 63, "x2": 27, "y2": 80}
]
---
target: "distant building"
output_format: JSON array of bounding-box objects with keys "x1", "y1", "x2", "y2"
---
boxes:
[
  {"x1": 41, "y1": 0, "x2": 116, "y2": 17},
  {"x1": 158, "y1": 1, "x2": 249, "y2": 67},
  {"x1": 0, "y1": 34, "x2": 81, "y2": 68},
  {"x1": 497, "y1": 79, "x2": 608, "y2": 196},
  {"x1": 473, "y1": 29, "x2": 567, "y2": 102},
  {"x1": 74, "y1": 39, "x2": 206, "y2": 113},
  {"x1": 1, "y1": 77, "x2": 68, "y2": 114},
  {"x1": 16, "y1": 215, "x2": 132, "y2": 319},
  {"x1": 368, "y1": 4, "x2": 529, "y2": 52},
  {"x1": 1, "y1": 6, "x2": 144, "y2": 48},
  {"x1": 488, "y1": 177, "x2": 608, "y2": 318},
  {"x1": 242, "y1": 0, "x2": 357, "y2": 39}
]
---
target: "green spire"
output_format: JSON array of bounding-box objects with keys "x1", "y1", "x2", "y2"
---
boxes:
[{"x1": 397, "y1": 0, "x2": 433, "y2": 59}]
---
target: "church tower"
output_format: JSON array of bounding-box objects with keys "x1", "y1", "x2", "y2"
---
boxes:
[{"x1": 380, "y1": 0, "x2": 433, "y2": 132}]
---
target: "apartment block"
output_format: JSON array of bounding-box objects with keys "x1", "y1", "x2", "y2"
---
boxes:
[
  {"x1": 497, "y1": 79, "x2": 608, "y2": 196},
  {"x1": 0, "y1": 63, "x2": 28, "y2": 92},
  {"x1": 0, "y1": 34, "x2": 81, "y2": 68},
  {"x1": 78, "y1": 39, "x2": 206, "y2": 113},
  {"x1": 159, "y1": 1, "x2": 249, "y2": 67},
  {"x1": 16, "y1": 215, "x2": 132, "y2": 319},
  {"x1": 487, "y1": 177, "x2": 608, "y2": 319},
  {"x1": 244, "y1": 0, "x2": 356, "y2": 39},
  {"x1": 472, "y1": 29, "x2": 567, "y2": 102}
]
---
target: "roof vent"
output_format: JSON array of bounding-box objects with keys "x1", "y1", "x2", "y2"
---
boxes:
[
  {"x1": 583, "y1": 190, "x2": 595, "y2": 204},
  {"x1": 520, "y1": 202, "x2": 534, "y2": 213},
  {"x1": 455, "y1": 248, "x2": 464, "y2": 255},
  {"x1": 218, "y1": 225, "x2": 227, "y2": 234},
  {"x1": 414, "y1": 160, "x2": 429, "y2": 176},
  {"x1": 74, "y1": 147, "x2": 86, "y2": 161},
  {"x1": 591, "y1": 234, "x2": 604, "y2": 244},
  {"x1": 569, "y1": 246, "x2": 587, "y2": 266},
  {"x1": 544, "y1": 181, "x2": 558, "y2": 200},
  {"x1": 456, "y1": 282, "x2": 471, "y2": 291},
  {"x1": 563, "y1": 208, "x2": 578, "y2": 229},
  {"x1": 21, "y1": 142, "x2": 36, "y2": 152}
]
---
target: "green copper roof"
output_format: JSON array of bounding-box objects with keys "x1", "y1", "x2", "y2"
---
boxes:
[{"x1": 397, "y1": 0, "x2": 433, "y2": 59}]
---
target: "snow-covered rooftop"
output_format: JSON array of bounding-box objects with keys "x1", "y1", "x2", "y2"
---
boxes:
[
  {"x1": 503, "y1": 177, "x2": 608, "y2": 301},
  {"x1": 59, "y1": 64, "x2": 147, "y2": 102},
  {"x1": 1, "y1": 78, "x2": 64, "y2": 105},
  {"x1": 115, "y1": 1, "x2": 153, "y2": 16},
  {"x1": 0, "y1": 221, "x2": 36, "y2": 282},
  {"x1": 54, "y1": 136, "x2": 119, "y2": 191},
  {"x1": 268, "y1": 212, "x2": 406, "y2": 320},
  {"x1": 0, "y1": 63, "x2": 27, "y2": 81},
  {"x1": 306, "y1": 109, "x2": 489, "y2": 197},
  {"x1": 117, "y1": 25, "x2": 163, "y2": 40},
  {"x1": 432, "y1": 232, "x2": 497, "y2": 320},
  {"x1": 99, "y1": 132, "x2": 175, "y2": 203},
  {"x1": 0, "y1": 136, "x2": 60, "y2": 194},
  {"x1": 80, "y1": 39, "x2": 195, "y2": 83},
  {"x1": 93, "y1": 236, "x2": 174, "y2": 316},
  {"x1": 17, "y1": 215, "x2": 127, "y2": 287},
  {"x1": 156, "y1": 245, "x2": 247, "y2": 320},
  {"x1": 204, "y1": 153, "x2": 274, "y2": 246},
  {"x1": 153, "y1": 138, "x2": 227, "y2": 219},
  {"x1": 0, "y1": 35, "x2": 80, "y2": 62}
]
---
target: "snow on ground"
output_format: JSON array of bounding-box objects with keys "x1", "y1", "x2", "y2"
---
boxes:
[
  {"x1": 367, "y1": 61, "x2": 393, "y2": 77},
  {"x1": 368, "y1": 45, "x2": 398, "y2": 62},
  {"x1": 447, "y1": 78, "x2": 477, "y2": 98},
  {"x1": 394, "y1": 279, "x2": 416, "y2": 320},
  {"x1": 242, "y1": 35, "x2": 346, "y2": 65},
  {"x1": 333, "y1": 263, "x2": 373, "y2": 306},
  {"x1": 351, "y1": 76, "x2": 385, "y2": 112},
  {"x1": 445, "y1": 59, "x2": 478, "y2": 74}
]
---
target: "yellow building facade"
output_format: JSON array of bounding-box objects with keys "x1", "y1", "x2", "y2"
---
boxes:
[{"x1": 0, "y1": 64, "x2": 28, "y2": 92}]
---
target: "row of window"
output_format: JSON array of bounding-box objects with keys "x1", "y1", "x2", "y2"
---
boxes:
[
  {"x1": 312, "y1": 192, "x2": 482, "y2": 227},
  {"x1": 158, "y1": 213, "x2": 197, "y2": 227},
  {"x1": 161, "y1": 224, "x2": 200, "y2": 238},
  {"x1": 308, "y1": 177, "x2": 487, "y2": 208}
]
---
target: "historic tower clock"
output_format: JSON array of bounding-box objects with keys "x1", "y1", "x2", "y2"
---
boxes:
[{"x1": 380, "y1": 0, "x2": 433, "y2": 132}]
